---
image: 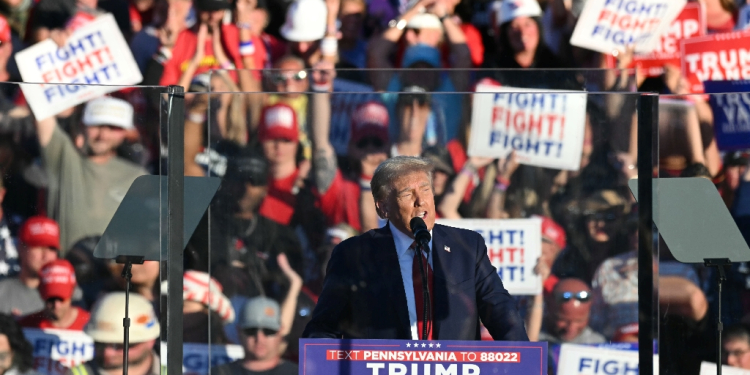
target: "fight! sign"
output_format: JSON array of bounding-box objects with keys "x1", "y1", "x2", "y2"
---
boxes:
[
  {"x1": 557, "y1": 344, "x2": 644, "y2": 375},
  {"x1": 437, "y1": 218, "x2": 542, "y2": 295},
  {"x1": 570, "y1": 0, "x2": 686, "y2": 54},
  {"x1": 300, "y1": 339, "x2": 547, "y2": 375},
  {"x1": 633, "y1": 2, "x2": 705, "y2": 77},
  {"x1": 700, "y1": 362, "x2": 750, "y2": 375},
  {"x1": 468, "y1": 85, "x2": 587, "y2": 171},
  {"x1": 159, "y1": 342, "x2": 245, "y2": 375},
  {"x1": 15, "y1": 14, "x2": 142, "y2": 119},
  {"x1": 24, "y1": 328, "x2": 95, "y2": 375},
  {"x1": 681, "y1": 31, "x2": 750, "y2": 93}
]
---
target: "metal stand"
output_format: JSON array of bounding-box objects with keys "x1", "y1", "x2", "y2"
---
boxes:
[
  {"x1": 705, "y1": 258, "x2": 731, "y2": 375},
  {"x1": 116, "y1": 255, "x2": 144, "y2": 375}
]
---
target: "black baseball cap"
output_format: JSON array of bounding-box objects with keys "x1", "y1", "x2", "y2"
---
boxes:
[
  {"x1": 194, "y1": 0, "x2": 232, "y2": 11},
  {"x1": 225, "y1": 148, "x2": 269, "y2": 186}
]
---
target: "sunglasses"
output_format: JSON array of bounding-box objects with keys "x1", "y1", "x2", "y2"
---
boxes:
[
  {"x1": 585, "y1": 212, "x2": 618, "y2": 222},
  {"x1": 271, "y1": 71, "x2": 307, "y2": 85},
  {"x1": 356, "y1": 137, "x2": 385, "y2": 149},
  {"x1": 555, "y1": 291, "x2": 591, "y2": 303},
  {"x1": 243, "y1": 328, "x2": 279, "y2": 337}
]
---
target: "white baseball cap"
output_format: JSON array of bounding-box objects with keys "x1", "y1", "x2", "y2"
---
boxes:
[
  {"x1": 280, "y1": 0, "x2": 327, "y2": 42},
  {"x1": 406, "y1": 13, "x2": 443, "y2": 30},
  {"x1": 496, "y1": 0, "x2": 542, "y2": 26},
  {"x1": 82, "y1": 96, "x2": 134, "y2": 130},
  {"x1": 85, "y1": 292, "x2": 160, "y2": 343}
]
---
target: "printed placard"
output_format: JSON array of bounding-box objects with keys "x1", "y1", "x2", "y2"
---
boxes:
[
  {"x1": 15, "y1": 14, "x2": 142, "y2": 119},
  {"x1": 633, "y1": 2, "x2": 705, "y2": 77},
  {"x1": 680, "y1": 31, "x2": 750, "y2": 93},
  {"x1": 437, "y1": 218, "x2": 542, "y2": 295},
  {"x1": 738, "y1": 5, "x2": 750, "y2": 31},
  {"x1": 24, "y1": 328, "x2": 246, "y2": 375},
  {"x1": 570, "y1": 0, "x2": 686, "y2": 54},
  {"x1": 159, "y1": 342, "x2": 245, "y2": 374},
  {"x1": 700, "y1": 362, "x2": 750, "y2": 375},
  {"x1": 24, "y1": 328, "x2": 94, "y2": 375},
  {"x1": 703, "y1": 80, "x2": 750, "y2": 150},
  {"x1": 468, "y1": 85, "x2": 587, "y2": 171},
  {"x1": 300, "y1": 339, "x2": 547, "y2": 375},
  {"x1": 557, "y1": 344, "x2": 641, "y2": 375}
]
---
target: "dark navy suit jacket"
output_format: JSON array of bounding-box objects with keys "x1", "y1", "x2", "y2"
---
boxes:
[{"x1": 302, "y1": 223, "x2": 529, "y2": 341}]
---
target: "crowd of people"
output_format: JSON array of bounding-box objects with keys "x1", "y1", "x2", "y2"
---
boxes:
[{"x1": 0, "y1": 0, "x2": 746, "y2": 374}]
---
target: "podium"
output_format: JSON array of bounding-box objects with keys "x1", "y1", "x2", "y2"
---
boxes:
[{"x1": 299, "y1": 339, "x2": 547, "y2": 374}]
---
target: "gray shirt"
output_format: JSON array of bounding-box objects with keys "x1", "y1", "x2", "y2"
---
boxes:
[
  {"x1": 0, "y1": 277, "x2": 84, "y2": 316},
  {"x1": 43, "y1": 125, "x2": 147, "y2": 253},
  {"x1": 0, "y1": 277, "x2": 43, "y2": 316},
  {"x1": 538, "y1": 326, "x2": 606, "y2": 345}
]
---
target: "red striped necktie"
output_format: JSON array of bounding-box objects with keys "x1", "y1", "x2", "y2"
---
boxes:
[{"x1": 411, "y1": 242, "x2": 434, "y2": 340}]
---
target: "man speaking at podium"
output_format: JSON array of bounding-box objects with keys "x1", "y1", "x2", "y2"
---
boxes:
[{"x1": 302, "y1": 156, "x2": 528, "y2": 341}]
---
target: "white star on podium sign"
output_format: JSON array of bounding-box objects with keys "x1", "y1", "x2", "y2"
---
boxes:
[
  {"x1": 413, "y1": 342, "x2": 419, "y2": 347},
  {"x1": 436, "y1": 343, "x2": 441, "y2": 348},
  {"x1": 406, "y1": 343, "x2": 411, "y2": 348},
  {"x1": 429, "y1": 343, "x2": 434, "y2": 348},
  {"x1": 421, "y1": 343, "x2": 427, "y2": 348}
]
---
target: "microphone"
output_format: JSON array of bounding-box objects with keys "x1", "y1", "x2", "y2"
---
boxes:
[{"x1": 410, "y1": 217, "x2": 431, "y2": 252}]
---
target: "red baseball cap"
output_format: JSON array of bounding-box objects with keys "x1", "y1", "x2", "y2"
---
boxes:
[
  {"x1": 613, "y1": 323, "x2": 639, "y2": 342},
  {"x1": 537, "y1": 215, "x2": 566, "y2": 250},
  {"x1": 258, "y1": 104, "x2": 299, "y2": 143},
  {"x1": 39, "y1": 260, "x2": 77, "y2": 301},
  {"x1": 0, "y1": 15, "x2": 10, "y2": 45},
  {"x1": 20, "y1": 216, "x2": 60, "y2": 250},
  {"x1": 349, "y1": 101, "x2": 390, "y2": 145}
]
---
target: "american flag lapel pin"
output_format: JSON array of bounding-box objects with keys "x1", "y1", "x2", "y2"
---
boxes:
[{"x1": 444, "y1": 245, "x2": 451, "y2": 252}]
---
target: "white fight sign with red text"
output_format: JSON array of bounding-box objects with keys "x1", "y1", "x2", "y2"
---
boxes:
[
  {"x1": 557, "y1": 344, "x2": 646, "y2": 375},
  {"x1": 681, "y1": 31, "x2": 750, "y2": 93},
  {"x1": 468, "y1": 85, "x2": 587, "y2": 171},
  {"x1": 700, "y1": 362, "x2": 750, "y2": 375},
  {"x1": 437, "y1": 218, "x2": 542, "y2": 295},
  {"x1": 15, "y1": 14, "x2": 142, "y2": 119},
  {"x1": 570, "y1": 0, "x2": 686, "y2": 54},
  {"x1": 634, "y1": 2, "x2": 705, "y2": 77}
]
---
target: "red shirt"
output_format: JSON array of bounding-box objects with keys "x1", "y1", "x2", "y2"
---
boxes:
[
  {"x1": 159, "y1": 25, "x2": 245, "y2": 86},
  {"x1": 259, "y1": 170, "x2": 299, "y2": 225},
  {"x1": 446, "y1": 140, "x2": 486, "y2": 204},
  {"x1": 258, "y1": 169, "x2": 362, "y2": 231},
  {"x1": 19, "y1": 307, "x2": 91, "y2": 331},
  {"x1": 315, "y1": 170, "x2": 361, "y2": 232}
]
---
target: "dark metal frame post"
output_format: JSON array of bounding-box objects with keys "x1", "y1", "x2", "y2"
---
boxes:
[
  {"x1": 637, "y1": 93, "x2": 658, "y2": 374},
  {"x1": 166, "y1": 85, "x2": 185, "y2": 375}
]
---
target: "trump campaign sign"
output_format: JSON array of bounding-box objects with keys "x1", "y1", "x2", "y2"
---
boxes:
[
  {"x1": 437, "y1": 218, "x2": 542, "y2": 295},
  {"x1": 633, "y1": 2, "x2": 705, "y2": 77},
  {"x1": 570, "y1": 0, "x2": 686, "y2": 54},
  {"x1": 15, "y1": 14, "x2": 142, "y2": 119},
  {"x1": 24, "y1": 328, "x2": 95, "y2": 375},
  {"x1": 468, "y1": 85, "x2": 587, "y2": 171},
  {"x1": 703, "y1": 80, "x2": 750, "y2": 150},
  {"x1": 300, "y1": 339, "x2": 547, "y2": 375},
  {"x1": 681, "y1": 31, "x2": 750, "y2": 93}
]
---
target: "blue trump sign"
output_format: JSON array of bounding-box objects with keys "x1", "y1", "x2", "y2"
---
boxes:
[
  {"x1": 704, "y1": 80, "x2": 750, "y2": 151},
  {"x1": 299, "y1": 339, "x2": 547, "y2": 375}
]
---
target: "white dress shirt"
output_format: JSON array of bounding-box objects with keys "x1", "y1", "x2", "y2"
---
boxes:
[{"x1": 389, "y1": 223, "x2": 433, "y2": 340}]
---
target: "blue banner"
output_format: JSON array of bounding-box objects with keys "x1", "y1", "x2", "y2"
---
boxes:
[
  {"x1": 703, "y1": 80, "x2": 750, "y2": 151},
  {"x1": 299, "y1": 339, "x2": 547, "y2": 375}
]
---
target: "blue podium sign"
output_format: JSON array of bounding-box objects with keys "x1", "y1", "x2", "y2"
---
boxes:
[{"x1": 299, "y1": 339, "x2": 547, "y2": 375}]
